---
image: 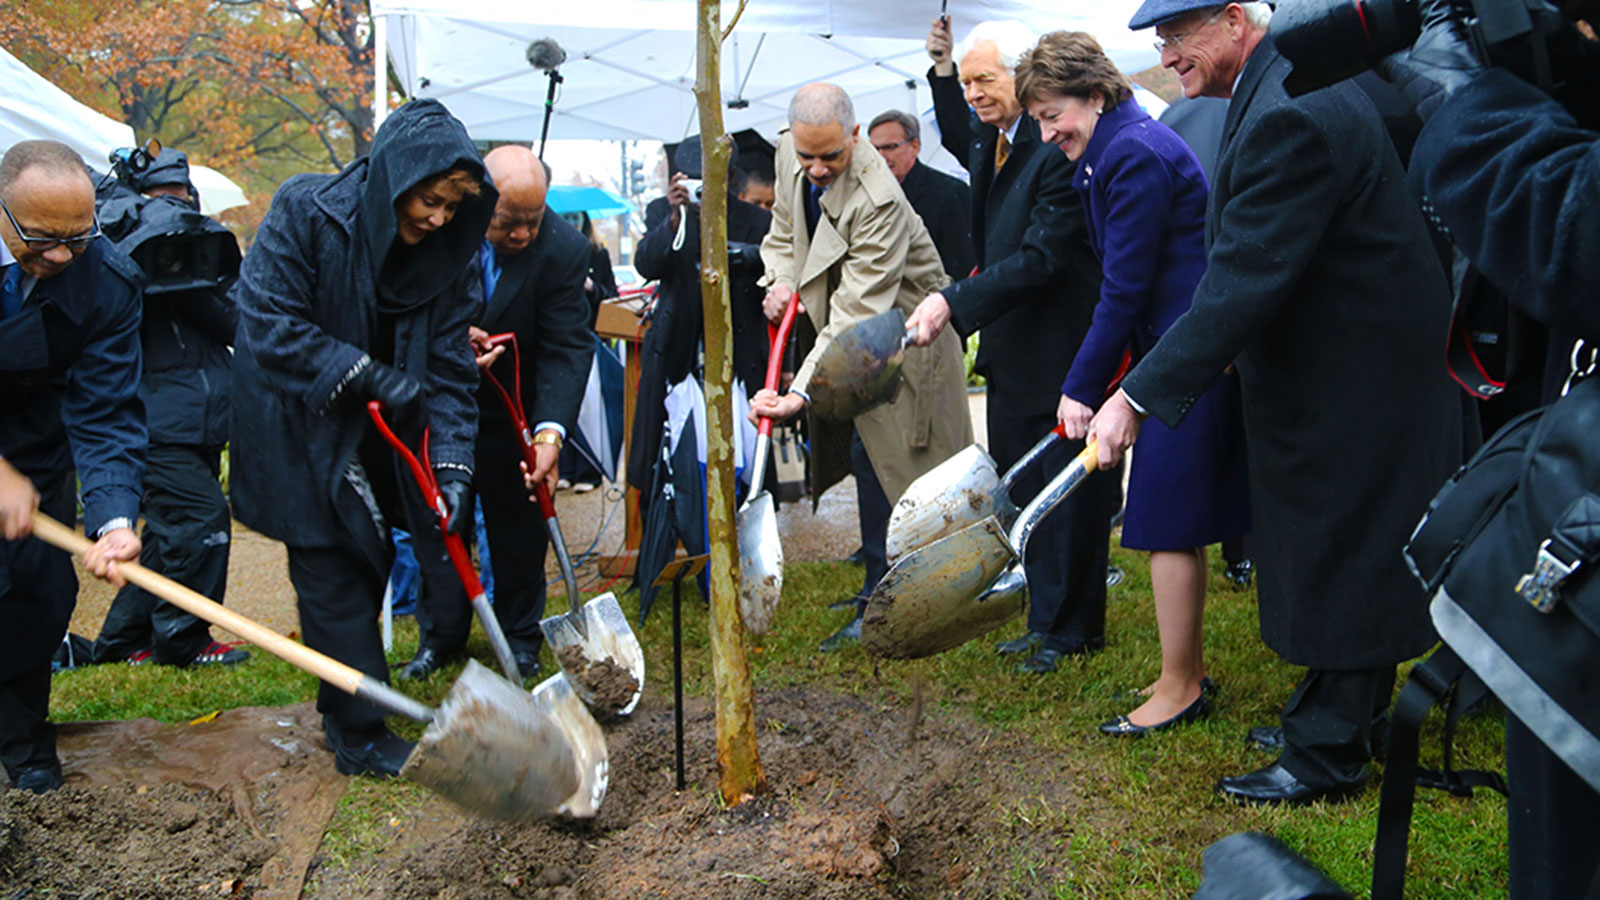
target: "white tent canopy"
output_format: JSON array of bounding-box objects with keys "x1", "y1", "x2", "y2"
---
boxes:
[
  {"x1": 373, "y1": 1, "x2": 1159, "y2": 145},
  {"x1": 0, "y1": 45, "x2": 249, "y2": 216}
]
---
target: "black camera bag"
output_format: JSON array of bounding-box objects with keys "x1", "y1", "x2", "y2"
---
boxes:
[{"x1": 1403, "y1": 373, "x2": 1600, "y2": 789}]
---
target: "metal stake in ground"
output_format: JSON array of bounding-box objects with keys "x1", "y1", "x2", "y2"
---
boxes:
[{"x1": 656, "y1": 554, "x2": 709, "y2": 791}]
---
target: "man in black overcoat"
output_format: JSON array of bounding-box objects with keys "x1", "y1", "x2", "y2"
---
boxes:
[
  {"x1": 906, "y1": 18, "x2": 1116, "y2": 673},
  {"x1": 628, "y1": 150, "x2": 772, "y2": 503},
  {"x1": 397, "y1": 145, "x2": 595, "y2": 682},
  {"x1": 867, "y1": 109, "x2": 974, "y2": 281},
  {"x1": 1091, "y1": 0, "x2": 1462, "y2": 805},
  {"x1": 0, "y1": 140, "x2": 146, "y2": 792}
]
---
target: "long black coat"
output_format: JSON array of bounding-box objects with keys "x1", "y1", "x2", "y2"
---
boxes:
[
  {"x1": 1122, "y1": 39, "x2": 1461, "y2": 669},
  {"x1": 477, "y1": 213, "x2": 594, "y2": 439},
  {"x1": 230, "y1": 100, "x2": 493, "y2": 570},
  {"x1": 627, "y1": 195, "x2": 770, "y2": 492},
  {"x1": 0, "y1": 240, "x2": 145, "y2": 680},
  {"x1": 928, "y1": 67, "x2": 1103, "y2": 419},
  {"x1": 900, "y1": 160, "x2": 975, "y2": 281}
]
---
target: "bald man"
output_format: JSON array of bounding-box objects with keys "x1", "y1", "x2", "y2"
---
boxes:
[
  {"x1": 397, "y1": 145, "x2": 595, "y2": 681},
  {"x1": 1, "y1": 140, "x2": 146, "y2": 792}
]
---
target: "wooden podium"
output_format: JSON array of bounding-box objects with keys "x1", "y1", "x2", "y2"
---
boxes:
[{"x1": 593, "y1": 292, "x2": 650, "y2": 577}]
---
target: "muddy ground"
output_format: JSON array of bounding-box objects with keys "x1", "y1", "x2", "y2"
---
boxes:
[{"x1": 2, "y1": 685, "x2": 1071, "y2": 900}]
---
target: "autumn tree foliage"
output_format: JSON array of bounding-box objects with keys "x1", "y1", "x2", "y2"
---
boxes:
[{"x1": 3, "y1": 0, "x2": 378, "y2": 236}]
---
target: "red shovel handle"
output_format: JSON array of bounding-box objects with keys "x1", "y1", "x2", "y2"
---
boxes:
[
  {"x1": 480, "y1": 336, "x2": 561, "y2": 527},
  {"x1": 365, "y1": 401, "x2": 487, "y2": 600},
  {"x1": 758, "y1": 292, "x2": 803, "y2": 438}
]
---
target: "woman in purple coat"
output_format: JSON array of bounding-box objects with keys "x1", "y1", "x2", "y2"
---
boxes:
[{"x1": 1016, "y1": 32, "x2": 1249, "y2": 736}]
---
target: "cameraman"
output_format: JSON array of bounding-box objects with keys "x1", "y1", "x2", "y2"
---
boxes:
[
  {"x1": 91, "y1": 148, "x2": 246, "y2": 668},
  {"x1": 1386, "y1": 3, "x2": 1600, "y2": 895},
  {"x1": 627, "y1": 143, "x2": 772, "y2": 506}
]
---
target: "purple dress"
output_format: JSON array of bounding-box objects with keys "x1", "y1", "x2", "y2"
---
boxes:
[{"x1": 1059, "y1": 99, "x2": 1249, "y2": 551}]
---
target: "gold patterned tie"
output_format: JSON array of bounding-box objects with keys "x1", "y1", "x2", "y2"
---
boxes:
[{"x1": 994, "y1": 133, "x2": 1010, "y2": 173}]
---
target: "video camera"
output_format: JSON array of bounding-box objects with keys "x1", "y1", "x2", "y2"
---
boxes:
[
  {"x1": 95, "y1": 139, "x2": 242, "y2": 296},
  {"x1": 1272, "y1": 0, "x2": 1568, "y2": 96}
]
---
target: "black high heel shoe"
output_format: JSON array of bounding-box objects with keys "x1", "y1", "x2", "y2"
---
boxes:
[{"x1": 1098, "y1": 690, "x2": 1212, "y2": 737}]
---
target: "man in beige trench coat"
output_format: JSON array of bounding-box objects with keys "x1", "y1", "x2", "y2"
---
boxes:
[{"x1": 751, "y1": 83, "x2": 973, "y2": 649}]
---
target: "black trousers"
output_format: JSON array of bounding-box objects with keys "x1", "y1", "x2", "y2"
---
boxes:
[
  {"x1": 286, "y1": 544, "x2": 391, "y2": 734},
  {"x1": 95, "y1": 443, "x2": 230, "y2": 665},
  {"x1": 851, "y1": 428, "x2": 890, "y2": 601},
  {"x1": 1279, "y1": 666, "x2": 1395, "y2": 789},
  {"x1": 990, "y1": 405, "x2": 1115, "y2": 653},
  {"x1": 1507, "y1": 713, "x2": 1600, "y2": 900},
  {"x1": 0, "y1": 469, "x2": 77, "y2": 779},
  {"x1": 414, "y1": 424, "x2": 550, "y2": 654}
]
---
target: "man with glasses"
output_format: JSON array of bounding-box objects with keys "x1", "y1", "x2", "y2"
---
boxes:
[
  {"x1": 1087, "y1": 0, "x2": 1463, "y2": 805},
  {"x1": 867, "y1": 110, "x2": 973, "y2": 281},
  {"x1": 0, "y1": 139, "x2": 147, "y2": 793},
  {"x1": 907, "y1": 18, "x2": 1115, "y2": 675}
]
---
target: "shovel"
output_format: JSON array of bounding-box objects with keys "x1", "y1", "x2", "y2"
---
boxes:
[
  {"x1": 805, "y1": 308, "x2": 912, "y2": 421},
  {"x1": 367, "y1": 402, "x2": 522, "y2": 686},
  {"x1": 30, "y1": 512, "x2": 599, "y2": 820},
  {"x1": 480, "y1": 333, "x2": 646, "y2": 717},
  {"x1": 861, "y1": 440, "x2": 1101, "y2": 659},
  {"x1": 884, "y1": 424, "x2": 1065, "y2": 565},
  {"x1": 738, "y1": 290, "x2": 802, "y2": 634}
]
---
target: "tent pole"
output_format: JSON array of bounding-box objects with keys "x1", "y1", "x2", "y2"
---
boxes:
[{"x1": 373, "y1": 14, "x2": 389, "y2": 130}]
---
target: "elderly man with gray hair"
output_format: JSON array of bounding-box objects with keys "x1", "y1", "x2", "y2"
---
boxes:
[
  {"x1": 750, "y1": 83, "x2": 973, "y2": 650},
  {"x1": 866, "y1": 110, "x2": 973, "y2": 281}
]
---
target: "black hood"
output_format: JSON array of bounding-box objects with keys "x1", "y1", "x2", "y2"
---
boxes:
[
  {"x1": 361, "y1": 99, "x2": 496, "y2": 313},
  {"x1": 130, "y1": 148, "x2": 199, "y2": 209}
]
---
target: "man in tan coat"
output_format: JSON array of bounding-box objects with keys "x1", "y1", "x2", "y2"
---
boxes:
[{"x1": 751, "y1": 83, "x2": 973, "y2": 649}]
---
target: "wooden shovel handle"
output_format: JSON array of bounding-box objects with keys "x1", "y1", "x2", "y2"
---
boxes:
[{"x1": 32, "y1": 513, "x2": 370, "y2": 697}]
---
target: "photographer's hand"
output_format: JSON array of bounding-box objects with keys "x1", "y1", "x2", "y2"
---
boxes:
[
  {"x1": 667, "y1": 172, "x2": 693, "y2": 231},
  {"x1": 1376, "y1": 0, "x2": 1485, "y2": 121}
]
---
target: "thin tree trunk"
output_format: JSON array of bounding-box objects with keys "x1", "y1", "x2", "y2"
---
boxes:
[{"x1": 694, "y1": 0, "x2": 766, "y2": 804}]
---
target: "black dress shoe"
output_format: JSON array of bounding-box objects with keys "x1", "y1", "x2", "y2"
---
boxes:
[
  {"x1": 1247, "y1": 725, "x2": 1286, "y2": 752},
  {"x1": 1224, "y1": 559, "x2": 1254, "y2": 589},
  {"x1": 819, "y1": 615, "x2": 863, "y2": 652},
  {"x1": 1215, "y1": 761, "x2": 1365, "y2": 807},
  {"x1": 1099, "y1": 691, "x2": 1212, "y2": 737},
  {"x1": 11, "y1": 760, "x2": 64, "y2": 794},
  {"x1": 396, "y1": 645, "x2": 462, "y2": 682},
  {"x1": 325, "y1": 721, "x2": 415, "y2": 778},
  {"x1": 1017, "y1": 648, "x2": 1065, "y2": 674},
  {"x1": 995, "y1": 632, "x2": 1044, "y2": 655},
  {"x1": 514, "y1": 650, "x2": 542, "y2": 681}
]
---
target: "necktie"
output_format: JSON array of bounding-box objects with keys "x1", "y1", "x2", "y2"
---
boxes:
[
  {"x1": 994, "y1": 133, "x2": 1011, "y2": 174},
  {"x1": 1, "y1": 264, "x2": 22, "y2": 319},
  {"x1": 805, "y1": 183, "x2": 822, "y2": 237}
]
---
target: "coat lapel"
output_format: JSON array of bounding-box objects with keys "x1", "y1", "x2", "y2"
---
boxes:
[
  {"x1": 484, "y1": 245, "x2": 533, "y2": 327},
  {"x1": 1219, "y1": 38, "x2": 1280, "y2": 161}
]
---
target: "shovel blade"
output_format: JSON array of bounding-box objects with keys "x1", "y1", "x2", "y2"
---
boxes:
[
  {"x1": 402, "y1": 659, "x2": 581, "y2": 820},
  {"x1": 807, "y1": 308, "x2": 907, "y2": 421},
  {"x1": 737, "y1": 491, "x2": 783, "y2": 634},
  {"x1": 541, "y1": 591, "x2": 646, "y2": 717},
  {"x1": 861, "y1": 517, "x2": 1024, "y2": 659},
  {"x1": 885, "y1": 444, "x2": 1003, "y2": 565},
  {"x1": 530, "y1": 673, "x2": 609, "y2": 818}
]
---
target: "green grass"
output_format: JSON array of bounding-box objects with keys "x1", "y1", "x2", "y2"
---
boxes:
[{"x1": 49, "y1": 545, "x2": 1509, "y2": 898}]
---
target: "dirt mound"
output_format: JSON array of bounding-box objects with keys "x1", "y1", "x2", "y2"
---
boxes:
[
  {"x1": 323, "y1": 684, "x2": 1076, "y2": 899},
  {"x1": 0, "y1": 781, "x2": 275, "y2": 897}
]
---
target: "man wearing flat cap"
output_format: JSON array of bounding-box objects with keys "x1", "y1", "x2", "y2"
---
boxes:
[{"x1": 1088, "y1": 0, "x2": 1462, "y2": 805}]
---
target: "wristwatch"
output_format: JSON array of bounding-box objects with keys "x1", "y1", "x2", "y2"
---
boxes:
[
  {"x1": 96, "y1": 517, "x2": 135, "y2": 538},
  {"x1": 532, "y1": 430, "x2": 563, "y2": 451}
]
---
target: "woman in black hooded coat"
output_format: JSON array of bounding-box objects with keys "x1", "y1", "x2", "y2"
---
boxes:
[{"x1": 230, "y1": 99, "x2": 495, "y2": 777}]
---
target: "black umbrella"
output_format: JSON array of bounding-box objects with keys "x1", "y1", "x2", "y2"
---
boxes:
[{"x1": 634, "y1": 413, "x2": 708, "y2": 623}]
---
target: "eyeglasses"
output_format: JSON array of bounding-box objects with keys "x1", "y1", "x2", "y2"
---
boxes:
[
  {"x1": 1, "y1": 197, "x2": 100, "y2": 253},
  {"x1": 1153, "y1": 8, "x2": 1226, "y2": 54},
  {"x1": 873, "y1": 140, "x2": 908, "y2": 153}
]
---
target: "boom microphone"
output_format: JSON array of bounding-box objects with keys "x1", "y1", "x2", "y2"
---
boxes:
[{"x1": 526, "y1": 38, "x2": 567, "y2": 72}]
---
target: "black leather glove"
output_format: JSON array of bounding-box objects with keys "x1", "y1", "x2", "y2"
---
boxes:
[
  {"x1": 1375, "y1": 0, "x2": 1486, "y2": 122},
  {"x1": 350, "y1": 359, "x2": 427, "y2": 440},
  {"x1": 436, "y1": 472, "x2": 472, "y2": 538}
]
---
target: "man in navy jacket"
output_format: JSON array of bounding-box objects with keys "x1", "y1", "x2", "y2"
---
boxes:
[{"x1": 0, "y1": 140, "x2": 146, "y2": 793}]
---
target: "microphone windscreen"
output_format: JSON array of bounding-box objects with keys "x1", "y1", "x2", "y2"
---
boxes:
[{"x1": 526, "y1": 38, "x2": 567, "y2": 71}]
